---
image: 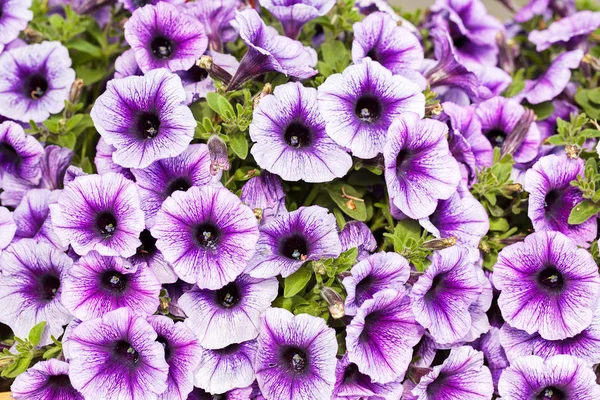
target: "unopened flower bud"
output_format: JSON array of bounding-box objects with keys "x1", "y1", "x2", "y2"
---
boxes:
[
  {"x1": 312, "y1": 262, "x2": 326, "y2": 275},
  {"x1": 565, "y1": 144, "x2": 581, "y2": 159},
  {"x1": 583, "y1": 54, "x2": 600, "y2": 71},
  {"x1": 208, "y1": 135, "x2": 230, "y2": 176},
  {"x1": 69, "y1": 79, "x2": 85, "y2": 104},
  {"x1": 320, "y1": 287, "x2": 345, "y2": 319},
  {"x1": 425, "y1": 103, "x2": 443, "y2": 118},
  {"x1": 197, "y1": 56, "x2": 233, "y2": 86},
  {"x1": 423, "y1": 236, "x2": 456, "y2": 250},
  {"x1": 253, "y1": 83, "x2": 273, "y2": 108}
]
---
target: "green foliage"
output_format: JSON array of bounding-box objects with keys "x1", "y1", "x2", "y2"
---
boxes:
[
  {"x1": 569, "y1": 158, "x2": 600, "y2": 224},
  {"x1": 325, "y1": 181, "x2": 368, "y2": 221},
  {"x1": 316, "y1": 40, "x2": 352, "y2": 78},
  {"x1": 503, "y1": 69, "x2": 526, "y2": 98},
  {"x1": 575, "y1": 88, "x2": 600, "y2": 120},
  {"x1": 546, "y1": 113, "x2": 600, "y2": 150},
  {"x1": 383, "y1": 220, "x2": 432, "y2": 272}
]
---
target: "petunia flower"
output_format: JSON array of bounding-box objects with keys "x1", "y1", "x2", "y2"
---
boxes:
[
  {"x1": 346, "y1": 289, "x2": 424, "y2": 383},
  {"x1": 226, "y1": 9, "x2": 317, "y2": 90},
  {"x1": 147, "y1": 315, "x2": 202, "y2": 400},
  {"x1": 240, "y1": 171, "x2": 286, "y2": 225},
  {"x1": 0, "y1": 206, "x2": 16, "y2": 251},
  {"x1": 0, "y1": 240, "x2": 72, "y2": 345},
  {"x1": 94, "y1": 137, "x2": 135, "y2": 181},
  {"x1": 332, "y1": 355, "x2": 404, "y2": 400},
  {"x1": 342, "y1": 252, "x2": 410, "y2": 316},
  {"x1": 131, "y1": 143, "x2": 212, "y2": 226},
  {"x1": 404, "y1": 346, "x2": 494, "y2": 400},
  {"x1": 494, "y1": 230, "x2": 600, "y2": 340},
  {"x1": 383, "y1": 112, "x2": 461, "y2": 220},
  {"x1": 120, "y1": 0, "x2": 185, "y2": 12},
  {"x1": 471, "y1": 327, "x2": 509, "y2": 389},
  {"x1": 261, "y1": 0, "x2": 335, "y2": 39},
  {"x1": 182, "y1": 0, "x2": 239, "y2": 52},
  {"x1": 129, "y1": 229, "x2": 177, "y2": 284},
  {"x1": 339, "y1": 221, "x2": 377, "y2": 262},
  {"x1": 195, "y1": 340, "x2": 258, "y2": 394},
  {"x1": 124, "y1": 2, "x2": 208, "y2": 73},
  {"x1": 318, "y1": 58, "x2": 425, "y2": 159},
  {"x1": 91, "y1": 68, "x2": 196, "y2": 169},
  {"x1": 152, "y1": 184, "x2": 259, "y2": 288},
  {"x1": 255, "y1": 307, "x2": 338, "y2": 400},
  {"x1": 250, "y1": 81, "x2": 352, "y2": 182},
  {"x1": 69, "y1": 307, "x2": 169, "y2": 400},
  {"x1": 529, "y1": 10, "x2": 600, "y2": 51},
  {"x1": 352, "y1": 12, "x2": 424, "y2": 85},
  {"x1": 498, "y1": 355, "x2": 600, "y2": 399},
  {"x1": 526, "y1": 154, "x2": 596, "y2": 247},
  {"x1": 0, "y1": 0, "x2": 32, "y2": 53},
  {"x1": 114, "y1": 49, "x2": 143, "y2": 79},
  {"x1": 245, "y1": 206, "x2": 341, "y2": 278},
  {"x1": 0, "y1": 41, "x2": 75, "y2": 123},
  {"x1": 0, "y1": 121, "x2": 43, "y2": 185},
  {"x1": 178, "y1": 51, "x2": 239, "y2": 105},
  {"x1": 13, "y1": 188, "x2": 63, "y2": 250},
  {"x1": 410, "y1": 247, "x2": 483, "y2": 344},
  {"x1": 50, "y1": 173, "x2": 145, "y2": 257},
  {"x1": 180, "y1": 274, "x2": 278, "y2": 349},
  {"x1": 11, "y1": 359, "x2": 83, "y2": 400},
  {"x1": 62, "y1": 252, "x2": 161, "y2": 321},
  {"x1": 475, "y1": 96, "x2": 541, "y2": 164}
]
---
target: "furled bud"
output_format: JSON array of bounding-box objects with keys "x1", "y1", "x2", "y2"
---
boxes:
[
  {"x1": 320, "y1": 287, "x2": 345, "y2": 319},
  {"x1": 422, "y1": 236, "x2": 457, "y2": 250},
  {"x1": 208, "y1": 135, "x2": 230, "y2": 176},
  {"x1": 197, "y1": 55, "x2": 233, "y2": 86}
]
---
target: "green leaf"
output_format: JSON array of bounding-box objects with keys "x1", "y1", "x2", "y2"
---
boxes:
[
  {"x1": 325, "y1": 182, "x2": 367, "y2": 221},
  {"x1": 79, "y1": 157, "x2": 94, "y2": 174},
  {"x1": 529, "y1": 101, "x2": 554, "y2": 121},
  {"x1": 28, "y1": 321, "x2": 46, "y2": 347},
  {"x1": 75, "y1": 64, "x2": 106, "y2": 85},
  {"x1": 229, "y1": 131, "x2": 248, "y2": 159},
  {"x1": 568, "y1": 200, "x2": 600, "y2": 224},
  {"x1": 272, "y1": 296, "x2": 309, "y2": 312},
  {"x1": 206, "y1": 92, "x2": 235, "y2": 119},
  {"x1": 489, "y1": 218, "x2": 509, "y2": 232},
  {"x1": 56, "y1": 131, "x2": 77, "y2": 149},
  {"x1": 43, "y1": 345, "x2": 62, "y2": 360},
  {"x1": 504, "y1": 69, "x2": 525, "y2": 98},
  {"x1": 384, "y1": 219, "x2": 422, "y2": 253},
  {"x1": 66, "y1": 38, "x2": 102, "y2": 58},
  {"x1": 546, "y1": 135, "x2": 566, "y2": 145},
  {"x1": 588, "y1": 88, "x2": 600, "y2": 104},
  {"x1": 1, "y1": 353, "x2": 33, "y2": 378},
  {"x1": 284, "y1": 266, "x2": 313, "y2": 298}
]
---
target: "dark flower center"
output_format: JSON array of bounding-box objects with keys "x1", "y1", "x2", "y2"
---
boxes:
[
  {"x1": 38, "y1": 273, "x2": 60, "y2": 301},
  {"x1": 25, "y1": 74, "x2": 48, "y2": 100},
  {"x1": 544, "y1": 190, "x2": 561, "y2": 211},
  {"x1": 453, "y1": 35, "x2": 469, "y2": 50},
  {"x1": 47, "y1": 374, "x2": 73, "y2": 389},
  {"x1": 284, "y1": 122, "x2": 312, "y2": 148},
  {"x1": 426, "y1": 273, "x2": 446, "y2": 299},
  {"x1": 183, "y1": 65, "x2": 209, "y2": 82},
  {"x1": 213, "y1": 343, "x2": 241, "y2": 355},
  {"x1": 136, "y1": 229, "x2": 157, "y2": 257},
  {"x1": 157, "y1": 335, "x2": 171, "y2": 360},
  {"x1": 366, "y1": 48, "x2": 378, "y2": 61},
  {"x1": 396, "y1": 149, "x2": 412, "y2": 173},
  {"x1": 195, "y1": 223, "x2": 220, "y2": 250},
  {"x1": 354, "y1": 95, "x2": 382, "y2": 124},
  {"x1": 537, "y1": 267, "x2": 564, "y2": 292},
  {"x1": 113, "y1": 340, "x2": 139, "y2": 365},
  {"x1": 132, "y1": 0, "x2": 149, "y2": 8},
  {"x1": 485, "y1": 129, "x2": 507, "y2": 147},
  {"x1": 281, "y1": 347, "x2": 308, "y2": 373},
  {"x1": 0, "y1": 143, "x2": 19, "y2": 165},
  {"x1": 215, "y1": 282, "x2": 240, "y2": 308},
  {"x1": 96, "y1": 212, "x2": 117, "y2": 237},
  {"x1": 137, "y1": 112, "x2": 161, "y2": 139},
  {"x1": 101, "y1": 271, "x2": 128, "y2": 293},
  {"x1": 151, "y1": 36, "x2": 173, "y2": 59},
  {"x1": 279, "y1": 234, "x2": 309, "y2": 261},
  {"x1": 355, "y1": 275, "x2": 374, "y2": 304},
  {"x1": 536, "y1": 387, "x2": 565, "y2": 400},
  {"x1": 166, "y1": 177, "x2": 192, "y2": 196},
  {"x1": 343, "y1": 363, "x2": 361, "y2": 382}
]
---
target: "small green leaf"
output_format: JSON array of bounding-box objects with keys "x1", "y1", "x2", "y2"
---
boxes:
[
  {"x1": 2, "y1": 353, "x2": 33, "y2": 378},
  {"x1": 529, "y1": 101, "x2": 554, "y2": 121},
  {"x1": 206, "y1": 92, "x2": 235, "y2": 119},
  {"x1": 28, "y1": 321, "x2": 47, "y2": 347},
  {"x1": 284, "y1": 266, "x2": 313, "y2": 298},
  {"x1": 56, "y1": 131, "x2": 77, "y2": 149},
  {"x1": 66, "y1": 38, "x2": 103, "y2": 58},
  {"x1": 229, "y1": 131, "x2": 248, "y2": 159},
  {"x1": 568, "y1": 200, "x2": 600, "y2": 224},
  {"x1": 489, "y1": 218, "x2": 509, "y2": 232},
  {"x1": 272, "y1": 296, "x2": 309, "y2": 312},
  {"x1": 325, "y1": 182, "x2": 367, "y2": 221},
  {"x1": 546, "y1": 135, "x2": 565, "y2": 145}
]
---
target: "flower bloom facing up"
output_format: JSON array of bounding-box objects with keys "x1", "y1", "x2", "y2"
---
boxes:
[
  {"x1": 318, "y1": 58, "x2": 425, "y2": 159},
  {"x1": 494, "y1": 230, "x2": 600, "y2": 340},
  {"x1": 255, "y1": 307, "x2": 338, "y2": 400},
  {"x1": 91, "y1": 68, "x2": 196, "y2": 169},
  {"x1": 124, "y1": 2, "x2": 208, "y2": 73},
  {"x1": 250, "y1": 81, "x2": 352, "y2": 183},
  {"x1": 50, "y1": 173, "x2": 145, "y2": 257},
  {"x1": 11, "y1": 359, "x2": 83, "y2": 400},
  {"x1": 245, "y1": 206, "x2": 341, "y2": 278},
  {"x1": 152, "y1": 184, "x2": 259, "y2": 289},
  {"x1": 69, "y1": 307, "x2": 169, "y2": 400},
  {"x1": 0, "y1": 41, "x2": 75, "y2": 123}
]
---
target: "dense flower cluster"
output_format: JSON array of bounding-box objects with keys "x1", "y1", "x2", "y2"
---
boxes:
[{"x1": 1, "y1": 0, "x2": 600, "y2": 399}]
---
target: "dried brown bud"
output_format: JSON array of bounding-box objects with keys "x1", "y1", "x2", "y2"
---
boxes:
[
  {"x1": 69, "y1": 79, "x2": 85, "y2": 104},
  {"x1": 565, "y1": 144, "x2": 580, "y2": 159},
  {"x1": 320, "y1": 287, "x2": 345, "y2": 319}
]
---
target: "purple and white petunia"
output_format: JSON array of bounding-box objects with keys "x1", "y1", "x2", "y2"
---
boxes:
[
  {"x1": 114, "y1": 49, "x2": 143, "y2": 79},
  {"x1": 69, "y1": 307, "x2": 169, "y2": 400},
  {"x1": 91, "y1": 68, "x2": 196, "y2": 169},
  {"x1": 131, "y1": 143, "x2": 212, "y2": 225},
  {"x1": 50, "y1": 173, "x2": 145, "y2": 257},
  {"x1": 404, "y1": 346, "x2": 494, "y2": 400},
  {"x1": 11, "y1": 359, "x2": 83, "y2": 400},
  {"x1": 226, "y1": 9, "x2": 317, "y2": 90},
  {"x1": 62, "y1": 252, "x2": 161, "y2": 320},
  {"x1": 261, "y1": 0, "x2": 335, "y2": 39},
  {"x1": 0, "y1": 0, "x2": 33, "y2": 52},
  {"x1": 0, "y1": 206, "x2": 16, "y2": 251},
  {"x1": 383, "y1": 112, "x2": 461, "y2": 220},
  {"x1": 182, "y1": 0, "x2": 239, "y2": 52},
  {"x1": 195, "y1": 340, "x2": 258, "y2": 394},
  {"x1": 180, "y1": 274, "x2": 278, "y2": 349},
  {"x1": 0, "y1": 121, "x2": 43, "y2": 185},
  {"x1": 526, "y1": 154, "x2": 596, "y2": 247},
  {"x1": 346, "y1": 289, "x2": 423, "y2": 383},
  {"x1": 250, "y1": 81, "x2": 352, "y2": 182},
  {"x1": 12, "y1": 188, "x2": 63, "y2": 250},
  {"x1": 411, "y1": 247, "x2": 483, "y2": 344},
  {"x1": 352, "y1": 12, "x2": 424, "y2": 85},
  {"x1": 471, "y1": 327, "x2": 509, "y2": 389},
  {"x1": 152, "y1": 184, "x2": 259, "y2": 288},
  {"x1": 0, "y1": 41, "x2": 75, "y2": 123},
  {"x1": 0, "y1": 240, "x2": 72, "y2": 345},
  {"x1": 240, "y1": 171, "x2": 286, "y2": 224},
  {"x1": 332, "y1": 355, "x2": 404, "y2": 400},
  {"x1": 339, "y1": 221, "x2": 377, "y2": 262},
  {"x1": 342, "y1": 252, "x2": 410, "y2": 316},
  {"x1": 120, "y1": 0, "x2": 185, "y2": 12},
  {"x1": 528, "y1": 10, "x2": 600, "y2": 51},
  {"x1": 124, "y1": 2, "x2": 208, "y2": 73},
  {"x1": 498, "y1": 355, "x2": 600, "y2": 399},
  {"x1": 494, "y1": 230, "x2": 600, "y2": 340},
  {"x1": 178, "y1": 51, "x2": 239, "y2": 105},
  {"x1": 129, "y1": 229, "x2": 177, "y2": 284},
  {"x1": 255, "y1": 307, "x2": 338, "y2": 400},
  {"x1": 147, "y1": 315, "x2": 202, "y2": 400},
  {"x1": 318, "y1": 58, "x2": 425, "y2": 159},
  {"x1": 94, "y1": 137, "x2": 135, "y2": 181},
  {"x1": 245, "y1": 205, "x2": 341, "y2": 278}
]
